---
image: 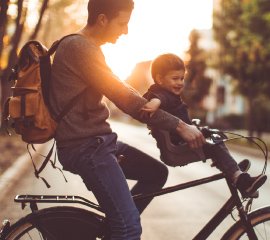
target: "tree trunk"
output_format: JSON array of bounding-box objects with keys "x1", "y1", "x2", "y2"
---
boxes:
[
  {"x1": 0, "y1": 0, "x2": 10, "y2": 63},
  {"x1": 1, "y1": 0, "x2": 27, "y2": 110}
]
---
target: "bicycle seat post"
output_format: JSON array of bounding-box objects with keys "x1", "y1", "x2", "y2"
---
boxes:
[{"x1": 30, "y1": 202, "x2": 38, "y2": 212}]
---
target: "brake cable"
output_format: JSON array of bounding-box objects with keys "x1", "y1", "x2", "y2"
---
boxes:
[{"x1": 220, "y1": 131, "x2": 268, "y2": 175}]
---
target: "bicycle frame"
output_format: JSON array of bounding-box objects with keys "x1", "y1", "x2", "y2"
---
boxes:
[
  {"x1": 14, "y1": 172, "x2": 258, "y2": 240},
  {"x1": 133, "y1": 172, "x2": 258, "y2": 239}
]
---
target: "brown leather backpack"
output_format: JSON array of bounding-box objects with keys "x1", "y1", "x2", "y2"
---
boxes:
[
  {"x1": 3, "y1": 34, "x2": 85, "y2": 144},
  {"x1": 2, "y1": 35, "x2": 86, "y2": 187}
]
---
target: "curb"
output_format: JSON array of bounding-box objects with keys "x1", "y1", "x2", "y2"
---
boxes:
[{"x1": 0, "y1": 144, "x2": 45, "y2": 202}]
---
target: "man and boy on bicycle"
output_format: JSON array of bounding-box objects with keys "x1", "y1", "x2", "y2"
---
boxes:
[{"x1": 49, "y1": 0, "x2": 267, "y2": 239}]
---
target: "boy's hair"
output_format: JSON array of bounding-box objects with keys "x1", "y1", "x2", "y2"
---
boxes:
[
  {"x1": 151, "y1": 53, "x2": 185, "y2": 83},
  {"x1": 87, "y1": 0, "x2": 134, "y2": 25}
]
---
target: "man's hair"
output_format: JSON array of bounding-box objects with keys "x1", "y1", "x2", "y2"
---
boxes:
[
  {"x1": 151, "y1": 53, "x2": 185, "y2": 83},
  {"x1": 87, "y1": 0, "x2": 134, "y2": 25}
]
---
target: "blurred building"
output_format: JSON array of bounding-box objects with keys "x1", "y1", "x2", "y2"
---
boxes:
[
  {"x1": 196, "y1": 1, "x2": 246, "y2": 125},
  {"x1": 125, "y1": 61, "x2": 153, "y2": 94}
]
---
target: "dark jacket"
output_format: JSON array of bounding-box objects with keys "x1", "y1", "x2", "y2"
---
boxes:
[{"x1": 143, "y1": 84, "x2": 192, "y2": 144}]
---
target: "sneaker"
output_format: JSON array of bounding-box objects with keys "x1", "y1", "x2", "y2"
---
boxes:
[
  {"x1": 236, "y1": 173, "x2": 267, "y2": 197},
  {"x1": 238, "y1": 159, "x2": 251, "y2": 172}
]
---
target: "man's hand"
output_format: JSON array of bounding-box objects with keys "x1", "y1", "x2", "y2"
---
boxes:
[{"x1": 176, "y1": 120, "x2": 206, "y2": 149}]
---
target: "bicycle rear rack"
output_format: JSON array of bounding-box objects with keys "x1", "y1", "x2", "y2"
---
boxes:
[{"x1": 15, "y1": 195, "x2": 103, "y2": 212}]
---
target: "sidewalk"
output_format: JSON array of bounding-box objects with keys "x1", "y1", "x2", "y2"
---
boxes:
[{"x1": 0, "y1": 144, "x2": 47, "y2": 202}]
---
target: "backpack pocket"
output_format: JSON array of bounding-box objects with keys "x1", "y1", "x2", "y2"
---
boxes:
[
  {"x1": 8, "y1": 88, "x2": 57, "y2": 143},
  {"x1": 9, "y1": 88, "x2": 39, "y2": 119}
]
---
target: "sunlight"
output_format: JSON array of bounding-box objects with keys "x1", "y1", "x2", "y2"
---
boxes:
[
  {"x1": 26, "y1": 0, "x2": 39, "y2": 29},
  {"x1": 102, "y1": 0, "x2": 213, "y2": 80}
]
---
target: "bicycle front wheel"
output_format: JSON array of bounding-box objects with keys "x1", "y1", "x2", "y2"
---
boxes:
[
  {"x1": 222, "y1": 206, "x2": 270, "y2": 240},
  {"x1": 4, "y1": 206, "x2": 105, "y2": 240}
]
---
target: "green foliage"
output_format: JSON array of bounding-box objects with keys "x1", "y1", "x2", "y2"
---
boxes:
[{"x1": 213, "y1": 0, "x2": 270, "y2": 134}]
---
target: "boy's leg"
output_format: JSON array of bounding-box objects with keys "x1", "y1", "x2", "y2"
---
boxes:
[
  {"x1": 57, "y1": 133, "x2": 141, "y2": 240},
  {"x1": 203, "y1": 142, "x2": 240, "y2": 181},
  {"x1": 116, "y1": 141, "x2": 168, "y2": 214},
  {"x1": 203, "y1": 143, "x2": 267, "y2": 196}
]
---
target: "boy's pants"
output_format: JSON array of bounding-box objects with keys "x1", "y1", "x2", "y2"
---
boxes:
[{"x1": 203, "y1": 142, "x2": 240, "y2": 181}]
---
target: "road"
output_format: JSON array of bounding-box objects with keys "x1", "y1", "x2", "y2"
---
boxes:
[{"x1": 0, "y1": 120, "x2": 269, "y2": 239}]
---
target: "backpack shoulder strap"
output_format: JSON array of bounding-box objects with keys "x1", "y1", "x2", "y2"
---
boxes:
[
  {"x1": 47, "y1": 33, "x2": 81, "y2": 56},
  {"x1": 55, "y1": 87, "x2": 89, "y2": 122}
]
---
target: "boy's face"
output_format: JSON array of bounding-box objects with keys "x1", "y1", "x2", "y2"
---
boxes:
[
  {"x1": 157, "y1": 69, "x2": 185, "y2": 96},
  {"x1": 102, "y1": 10, "x2": 132, "y2": 43}
]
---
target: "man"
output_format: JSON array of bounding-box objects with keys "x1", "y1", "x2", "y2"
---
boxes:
[{"x1": 50, "y1": 0, "x2": 205, "y2": 239}]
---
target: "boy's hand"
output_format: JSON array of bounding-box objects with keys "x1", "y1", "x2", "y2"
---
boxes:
[
  {"x1": 141, "y1": 98, "x2": 161, "y2": 113},
  {"x1": 140, "y1": 98, "x2": 161, "y2": 118},
  {"x1": 176, "y1": 120, "x2": 206, "y2": 149}
]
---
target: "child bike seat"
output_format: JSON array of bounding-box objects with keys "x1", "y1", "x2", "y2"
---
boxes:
[{"x1": 150, "y1": 128, "x2": 206, "y2": 167}]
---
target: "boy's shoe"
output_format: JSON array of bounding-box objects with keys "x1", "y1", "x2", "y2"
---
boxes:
[
  {"x1": 236, "y1": 173, "x2": 267, "y2": 197},
  {"x1": 238, "y1": 159, "x2": 251, "y2": 172}
]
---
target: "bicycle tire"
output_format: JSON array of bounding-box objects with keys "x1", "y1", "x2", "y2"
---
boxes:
[
  {"x1": 221, "y1": 206, "x2": 270, "y2": 240},
  {"x1": 4, "y1": 206, "x2": 105, "y2": 240}
]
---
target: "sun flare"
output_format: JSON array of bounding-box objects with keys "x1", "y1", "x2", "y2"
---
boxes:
[{"x1": 102, "y1": 0, "x2": 213, "y2": 80}]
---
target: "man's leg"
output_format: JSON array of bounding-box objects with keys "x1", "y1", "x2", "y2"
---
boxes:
[
  {"x1": 116, "y1": 141, "x2": 168, "y2": 213},
  {"x1": 57, "y1": 133, "x2": 141, "y2": 240}
]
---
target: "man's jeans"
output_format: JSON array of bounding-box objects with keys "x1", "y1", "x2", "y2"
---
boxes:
[
  {"x1": 57, "y1": 133, "x2": 140, "y2": 239},
  {"x1": 57, "y1": 132, "x2": 168, "y2": 240}
]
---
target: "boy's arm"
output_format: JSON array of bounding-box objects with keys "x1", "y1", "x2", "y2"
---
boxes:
[{"x1": 140, "y1": 98, "x2": 161, "y2": 116}]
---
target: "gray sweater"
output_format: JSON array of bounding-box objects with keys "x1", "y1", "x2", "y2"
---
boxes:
[{"x1": 50, "y1": 35, "x2": 179, "y2": 147}]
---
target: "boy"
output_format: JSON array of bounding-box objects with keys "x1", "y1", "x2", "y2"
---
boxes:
[{"x1": 142, "y1": 53, "x2": 267, "y2": 197}]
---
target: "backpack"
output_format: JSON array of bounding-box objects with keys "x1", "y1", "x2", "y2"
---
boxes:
[
  {"x1": 2, "y1": 34, "x2": 86, "y2": 187},
  {"x1": 3, "y1": 34, "x2": 84, "y2": 143}
]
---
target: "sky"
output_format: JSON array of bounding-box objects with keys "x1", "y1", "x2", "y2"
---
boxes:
[
  {"x1": 102, "y1": 0, "x2": 214, "y2": 79},
  {"x1": 25, "y1": 0, "x2": 213, "y2": 80}
]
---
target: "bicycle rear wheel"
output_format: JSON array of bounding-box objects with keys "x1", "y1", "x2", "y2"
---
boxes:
[
  {"x1": 4, "y1": 206, "x2": 105, "y2": 240},
  {"x1": 222, "y1": 206, "x2": 270, "y2": 240}
]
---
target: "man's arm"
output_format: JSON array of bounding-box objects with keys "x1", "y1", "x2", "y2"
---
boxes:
[{"x1": 67, "y1": 38, "x2": 205, "y2": 147}]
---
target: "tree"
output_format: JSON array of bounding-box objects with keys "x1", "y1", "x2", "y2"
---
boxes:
[
  {"x1": 0, "y1": 0, "x2": 10, "y2": 60},
  {"x1": 183, "y1": 29, "x2": 212, "y2": 121},
  {"x1": 0, "y1": 0, "x2": 82, "y2": 110},
  {"x1": 0, "y1": 0, "x2": 50, "y2": 113},
  {"x1": 213, "y1": 0, "x2": 270, "y2": 135}
]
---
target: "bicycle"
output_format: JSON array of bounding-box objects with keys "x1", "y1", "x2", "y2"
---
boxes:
[{"x1": 0, "y1": 126, "x2": 269, "y2": 240}]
